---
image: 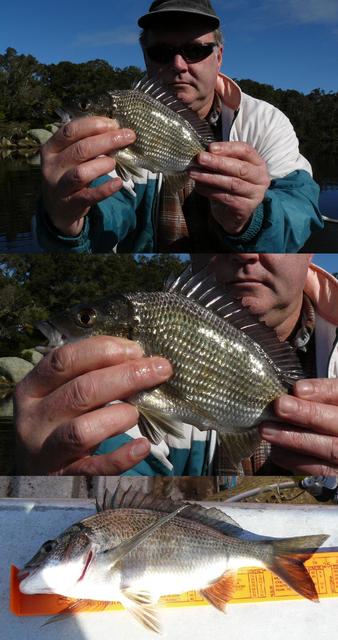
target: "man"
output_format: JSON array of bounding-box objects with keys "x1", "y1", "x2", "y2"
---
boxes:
[
  {"x1": 35, "y1": 0, "x2": 322, "y2": 253},
  {"x1": 14, "y1": 254, "x2": 338, "y2": 476}
]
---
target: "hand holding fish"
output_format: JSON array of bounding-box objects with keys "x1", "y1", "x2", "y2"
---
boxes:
[
  {"x1": 260, "y1": 378, "x2": 338, "y2": 474},
  {"x1": 40, "y1": 117, "x2": 136, "y2": 236},
  {"x1": 188, "y1": 141, "x2": 271, "y2": 234},
  {"x1": 14, "y1": 336, "x2": 173, "y2": 475}
]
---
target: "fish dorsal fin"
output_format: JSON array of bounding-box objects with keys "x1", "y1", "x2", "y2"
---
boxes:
[
  {"x1": 133, "y1": 75, "x2": 214, "y2": 146},
  {"x1": 166, "y1": 265, "x2": 304, "y2": 385},
  {"x1": 103, "y1": 487, "x2": 243, "y2": 536},
  {"x1": 201, "y1": 572, "x2": 237, "y2": 611}
]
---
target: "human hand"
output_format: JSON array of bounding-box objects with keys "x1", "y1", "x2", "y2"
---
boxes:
[
  {"x1": 188, "y1": 141, "x2": 270, "y2": 235},
  {"x1": 260, "y1": 379, "x2": 338, "y2": 475},
  {"x1": 40, "y1": 117, "x2": 136, "y2": 236},
  {"x1": 14, "y1": 336, "x2": 172, "y2": 475}
]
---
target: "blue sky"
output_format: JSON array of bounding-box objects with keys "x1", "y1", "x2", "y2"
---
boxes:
[
  {"x1": 2, "y1": 0, "x2": 338, "y2": 93},
  {"x1": 314, "y1": 254, "x2": 338, "y2": 274}
]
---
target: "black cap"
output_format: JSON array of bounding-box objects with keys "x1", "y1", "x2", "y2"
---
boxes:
[{"x1": 138, "y1": 0, "x2": 220, "y2": 30}]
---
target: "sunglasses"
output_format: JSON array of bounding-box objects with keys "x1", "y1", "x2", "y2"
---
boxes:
[{"x1": 145, "y1": 42, "x2": 217, "y2": 64}]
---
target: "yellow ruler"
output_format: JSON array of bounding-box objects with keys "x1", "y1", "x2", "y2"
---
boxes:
[{"x1": 10, "y1": 551, "x2": 338, "y2": 617}]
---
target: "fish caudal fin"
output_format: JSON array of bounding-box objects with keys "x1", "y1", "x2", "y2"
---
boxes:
[
  {"x1": 268, "y1": 534, "x2": 328, "y2": 601},
  {"x1": 200, "y1": 573, "x2": 237, "y2": 612}
]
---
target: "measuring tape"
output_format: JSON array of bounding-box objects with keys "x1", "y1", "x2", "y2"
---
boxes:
[{"x1": 10, "y1": 551, "x2": 338, "y2": 616}]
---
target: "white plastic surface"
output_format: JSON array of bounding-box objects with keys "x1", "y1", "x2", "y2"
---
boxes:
[{"x1": 0, "y1": 499, "x2": 337, "y2": 640}]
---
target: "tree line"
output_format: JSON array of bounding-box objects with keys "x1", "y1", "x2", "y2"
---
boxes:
[
  {"x1": 1, "y1": 47, "x2": 337, "y2": 156},
  {"x1": 0, "y1": 254, "x2": 187, "y2": 356}
]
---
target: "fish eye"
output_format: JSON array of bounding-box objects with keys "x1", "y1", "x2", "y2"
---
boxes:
[
  {"x1": 76, "y1": 308, "x2": 97, "y2": 327},
  {"x1": 42, "y1": 540, "x2": 56, "y2": 553},
  {"x1": 78, "y1": 99, "x2": 90, "y2": 111}
]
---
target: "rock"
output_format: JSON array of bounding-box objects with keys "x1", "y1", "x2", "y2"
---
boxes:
[
  {"x1": 0, "y1": 357, "x2": 34, "y2": 384},
  {"x1": 17, "y1": 136, "x2": 39, "y2": 148},
  {"x1": 21, "y1": 349, "x2": 43, "y2": 366},
  {"x1": 0, "y1": 357, "x2": 34, "y2": 418},
  {"x1": 45, "y1": 123, "x2": 59, "y2": 134},
  {"x1": 0, "y1": 137, "x2": 15, "y2": 148},
  {"x1": 27, "y1": 128, "x2": 53, "y2": 145}
]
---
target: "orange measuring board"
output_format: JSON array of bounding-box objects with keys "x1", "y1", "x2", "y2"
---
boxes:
[{"x1": 10, "y1": 551, "x2": 338, "y2": 617}]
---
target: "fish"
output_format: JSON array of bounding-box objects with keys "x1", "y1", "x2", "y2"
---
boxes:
[
  {"x1": 35, "y1": 265, "x2": 304, "y2": 466},
  {"x1": 18, "y1": 487, "x2": 328, "y2": 633},
  {"x1": 57, "y1": 76, "x2": 214, "y2": 184}
]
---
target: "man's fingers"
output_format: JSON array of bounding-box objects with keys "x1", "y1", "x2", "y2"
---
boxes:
[
  {"x1": 293, "y1": 379, "x2": 338, "y2": 405},
  {"x1": 59, "y1": 156, "x2": 117, "y2": 196},
  {"x1": 57, "y1": 438, "x2": 151, "y2": 475},
  {"x1": 56, "y1": 129, "x2": 136, "y2": 170},
  {"x1": 274, "y1": 394, "x2": 338, "y2": 435},
  {"x1": 208, "y1": 141, "x2": 265, "y2": 165},
  {"x1": 44, "y1": 402, "x2": 140, "y2": 460},
  {"x1": 269, "y1": 446, "x2": 338, "y2": 476},
  {"x1": 35, "y1": 356, "x2": 173, "y2": 426},
  {"x1": 45, "y1": 117, "x2": 120, "y2": 154},
  {"x1": 260, "y1": 422, "x2": 338, "y2": 464},
  {"x1": 192, "y1": 152, "x2": 266, "y2": 185},
  {"x1": 17, "y1": 336, "x2": 144, "y2": 398}
]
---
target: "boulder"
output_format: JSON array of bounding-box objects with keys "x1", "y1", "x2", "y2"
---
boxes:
[
  {"x1": 21, "y1": 349, "x2": 44, "y2": 366},
  {"x1": 0, "y1": 357, "x2": 34, "y2": 418},
  {"x1": 27, "y1": 128, "x2": 53, "y2": 145}
]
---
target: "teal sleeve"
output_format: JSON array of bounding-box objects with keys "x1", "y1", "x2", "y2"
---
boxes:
[
  {"x1": 35, "y1": 174, "x2": 158, "y2": 252},
  {"x1": 213, "y1": 170, "x2": 323, "y2": 252},
  {"x1": 95, "y1": 434, "x2": 210, "y2": 476}
]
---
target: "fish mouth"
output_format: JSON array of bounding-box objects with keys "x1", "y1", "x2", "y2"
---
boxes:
[{"x1": 35, "y1": 321, "x2": 68, "y2": 354}]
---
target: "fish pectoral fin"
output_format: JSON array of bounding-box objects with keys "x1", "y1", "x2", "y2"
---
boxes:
[
  {"x1": 42, "y1": 599, "x2": 110, "y2": 626},
  {"x1": 218, "y1": 427, "x2": 262, "y2": 467},
  {"x1": 105, "y1": 504, "x2": 189, "y2": 568},
  {"x1": 268, "y1": 534, "x2": 329, "y2": 601},
  {"x1": 200, "y1": 572, "x2": 237, "y2": 612},
  {"x1": 137, "y1": 406, "x2": 185, "y2": 444},
  {"x1": 120, "y1": 588, "x2": 161, "y2": 634}
]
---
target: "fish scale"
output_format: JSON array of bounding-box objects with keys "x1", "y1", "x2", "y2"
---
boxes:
[{"x1": 126, "y1": 292, "x2": 286, "y2": 430}]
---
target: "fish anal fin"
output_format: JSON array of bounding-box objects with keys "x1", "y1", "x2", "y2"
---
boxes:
[
  {"x1": 201, "y1": 572, "x2": 236, "y2": 612},
  {"x1": 120, "y1": 588, "x2": 161, "y2": 633},
  {"x1": 269, "y1": 534, "x2": 328, "y2": 601},
  {"x1": 219, "y1": 427, "x2": 262, "y2": 466}
]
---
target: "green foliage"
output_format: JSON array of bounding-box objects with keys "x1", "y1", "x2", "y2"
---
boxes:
[{"x1": 0, "y1": 254, "x2": 187, "y2": 356}]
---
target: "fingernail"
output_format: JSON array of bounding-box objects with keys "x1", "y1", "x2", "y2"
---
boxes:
[
  {"x1": 295, "y1": 380, "x2": 314, "y2": 396},
  {"x1": 277, "y1": 396, "x2": 299, "y2": 414},
  {"x1": 130, "y1": 439, "x2": 150, "y2": 459},
  {"x1": 209, "y1": 143, "x2": 221, "y2": 153},
  {"x1": 123, "y1": 129, "x2": 136, "y2": 141},
  {"x1": 126, "y1": 342, "x2": 144, "y2": 358},
  {"x1": 260, "y1": 424, "x2": 278, "y2": 438},
  {"x1": 152, "y1": 357, "x2": 173, "y2": 379},
  {"x1": 199, "y1": 152, "x2": 209, "y2": 164}
]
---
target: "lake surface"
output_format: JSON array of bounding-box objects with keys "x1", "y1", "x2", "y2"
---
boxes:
[{"x1": 0, "y1": 154, "x2": 337, "y2": 253}]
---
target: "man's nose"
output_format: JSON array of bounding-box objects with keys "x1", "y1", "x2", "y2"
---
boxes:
[
  {"x1": 231, "y1": 254, "x2": 260, "y2": 264},
  {"x1": 171, "y1": 53, "x2": 188, "y2": 72}
]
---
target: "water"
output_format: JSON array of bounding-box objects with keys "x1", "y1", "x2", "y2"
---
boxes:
[{"x1": 0, "y1": 155, "x2": 337, "y2": 253}]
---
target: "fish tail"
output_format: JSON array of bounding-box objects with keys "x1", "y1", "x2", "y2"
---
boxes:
[{"x1": 268, "y1": 534, "x2": 328, "y2": 601}]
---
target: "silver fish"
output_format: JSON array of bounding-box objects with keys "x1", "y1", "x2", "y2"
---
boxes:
[
  {"x1": 58, "y1": 76, "x2": 214, "y2": 181},
  {"x1": 36, "y1": 266, "x2": 304, "y2": 465},
  {"x1": 19, "y1": 488, "x2": 328, "y2": 633}
]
